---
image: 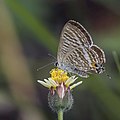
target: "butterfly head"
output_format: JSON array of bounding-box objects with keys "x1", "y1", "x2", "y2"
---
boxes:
[
  {"x1": 54, "y1": 61, "x2": 59, "y2": 67},
  {"x1": 54, "y1": 61, "x2": 63, "y2": 68},
  {"x1": 54, "y1": 61, "x2": 68, "y2": 71}
]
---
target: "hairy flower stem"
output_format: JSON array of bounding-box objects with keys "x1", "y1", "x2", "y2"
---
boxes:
[{"x1": 58, "y1": 109, "x2": 63, "y2": 120}]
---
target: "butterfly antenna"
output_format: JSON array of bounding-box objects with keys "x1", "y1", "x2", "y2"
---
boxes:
[
  {"x1": 48, "y1": 53, "x2": 56, "y2": 61},
  {"x1": 37, "y1": 62, "x2": 54, "y2": 71}
]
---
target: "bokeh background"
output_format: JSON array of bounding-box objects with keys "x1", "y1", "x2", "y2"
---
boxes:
[{"x1": 0, "y1": 0, "x2": 120, "y2": 120}]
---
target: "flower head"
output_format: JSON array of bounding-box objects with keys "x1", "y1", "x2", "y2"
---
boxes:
[
  {"x1": 37, "y1": 68, "x2": 82, "y2": 112},
  {"x1": 37, "y1": 68, "x2": 82, "y2": 98}
]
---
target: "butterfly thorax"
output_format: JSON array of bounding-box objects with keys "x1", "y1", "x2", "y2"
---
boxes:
[
  {"x1": 55, "y1": 61, "x2": 89, "y2": 78},
  {"x1": 56, "y1": 62, "x2": 74, "y2": 73}
]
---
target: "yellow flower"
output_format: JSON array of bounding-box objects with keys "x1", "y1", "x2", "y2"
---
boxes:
[
  {"x1": 37, "y1": 68, "x2": 82, "y2": 99},
  {"x1": 50, "y1": 68, "x2": 69, "y2": 83}
]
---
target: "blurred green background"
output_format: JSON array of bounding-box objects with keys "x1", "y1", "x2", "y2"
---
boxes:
[{"x1": 0, "y1": 0, "x2": 120, "y2": 120}]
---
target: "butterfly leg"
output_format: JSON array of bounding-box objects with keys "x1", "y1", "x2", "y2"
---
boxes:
[
  {"x1": 78, "y1": 71, "x2": 89, "y2": 78},
  {"x1": 68, "y1": 72, "x2": 74, "y2": 77}
]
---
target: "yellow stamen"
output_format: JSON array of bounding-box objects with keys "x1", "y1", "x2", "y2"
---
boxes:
[{"x1": 50, "y1": 68, "x2": 69, "y2": 83}]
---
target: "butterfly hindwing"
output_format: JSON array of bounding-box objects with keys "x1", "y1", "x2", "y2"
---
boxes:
[{"x1": 91, "y1": 45, "x2": 106, "y2": 64}]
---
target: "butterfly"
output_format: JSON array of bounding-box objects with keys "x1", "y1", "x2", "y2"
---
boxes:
[{"x1": 55, "y1": 20, "x2": 106, "y2": 78}]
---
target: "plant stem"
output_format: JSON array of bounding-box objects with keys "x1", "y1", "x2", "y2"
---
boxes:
[
  {"x1": 58, "y1": 109, "x2": 63, "y2": 120},
  {"x1": 112, "y1": 51, "x2": 120, "y2": 73}
]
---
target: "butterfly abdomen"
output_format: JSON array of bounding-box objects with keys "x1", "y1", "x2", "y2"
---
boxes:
[{"x1": 73, "y1": 68, "x2": 89, "y2": 78}]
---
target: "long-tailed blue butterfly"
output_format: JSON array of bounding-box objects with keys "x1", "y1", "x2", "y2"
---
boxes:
[{"x1": 56, "y1": 20, "x2": 106, "y2": 78}]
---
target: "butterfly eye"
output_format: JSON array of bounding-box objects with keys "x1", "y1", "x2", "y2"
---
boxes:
[{"x1": 54, "y1": 61, "x2": 58, "y2": 67}]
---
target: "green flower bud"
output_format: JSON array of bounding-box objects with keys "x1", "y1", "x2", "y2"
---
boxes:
[{"x1": 48, "y1": 89, "x2": 73, "y2": 113}]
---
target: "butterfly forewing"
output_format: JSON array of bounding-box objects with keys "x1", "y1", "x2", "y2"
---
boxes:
[
  {"x1": 57, "y1": 20, "x2": 93, "y2": 63},
  {"x1": 68, "y1": 20, "x2": 93, "y2": 46}
]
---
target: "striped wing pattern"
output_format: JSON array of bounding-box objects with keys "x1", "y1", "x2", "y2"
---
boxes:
[
  {"x1": 57, "y1": 20, "x2": 106, "y2": 78},
  {"x1": 90, "y1": 45, "x2": 106, "y2": 64},
  {"x1": 57, "y1": 20, "x2": 93, "y2": 63}
]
